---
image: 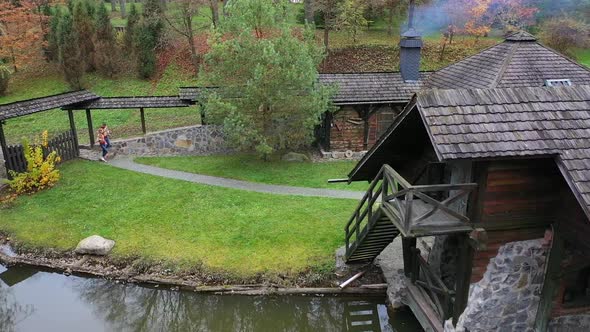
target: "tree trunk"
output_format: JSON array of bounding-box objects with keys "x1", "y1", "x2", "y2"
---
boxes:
[
  {"x1": 184, "y1": 15, "x2": 199, "y2": 74},
  {"x1": 223, "y1": 0, "x2": 230, "y2": 16},
  {"x1": 111, "y1": 0, "x2": 116, "y2": 12},
  {"x1": 210, "y1": 0, "x2": 219, "y2": 27},
  {"x1": 323, "y1": 26, "x2": 329, "y2": 50},
  {"x1": 120, "y1": 0, "x2": 127, "y2": 18},
  {"x1": 304, "y1": 0, "x2": 314, "y2": 24}
]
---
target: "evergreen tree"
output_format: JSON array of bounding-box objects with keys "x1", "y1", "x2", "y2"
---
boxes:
[
  {"x1": 47, "y1": 7, "x2": 62, "y2": 62},
  {"x1": 124, "y1": 3, "x2": 139, "y2": 52},
  {"x1": 73, "y1": 0, "x2": 96, "y2": 72},
  {"x1": 201, "y1": 0, "x2": 334, "y2": 159},
  {"x1": 134, "y1": 0, "x2": 163, "y2": 78},
  {"x1": 58, "y1": 12, "x2": 84, "y2": 89},
  {"x1": 94, "y1": 3, "x2": 119, "y2": 77}
]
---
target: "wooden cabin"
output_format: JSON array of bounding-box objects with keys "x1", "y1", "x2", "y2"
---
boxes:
[
  {"x1": 316, "y1": 72, "x2": 428, "y2": 152},
  {"x1": 343, "y1": 85, "x2": 590, "y2": 331}
]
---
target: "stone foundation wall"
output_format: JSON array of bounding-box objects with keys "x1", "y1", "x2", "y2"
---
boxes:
[
  {"x1": 549, "y1": 314, "x2": 590, "y2": 331},
  {"x1": 108, "y1": 125, "x2": 229, "y2": 156},
  {"x1": 445, "y1": 238, "x2": 548, "y2": 332}
]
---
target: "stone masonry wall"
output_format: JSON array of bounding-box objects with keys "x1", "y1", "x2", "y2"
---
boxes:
[
  {"x1": 108, "y1": 125, "x2": 229, "y2": 156},
  {"x1": 549, "y1": 314, "x2": 590, "y2": 331},
  {"x1": 444, "y1": 238, "x2": 548, "y2": 332}
]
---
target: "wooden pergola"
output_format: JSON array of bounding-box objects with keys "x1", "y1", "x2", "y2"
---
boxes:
[
  {"x1": 62, "y1": 96, "x2": 192, "y2": 147},
  {"x1": 0, "y1": 91, "x2": 100, "y2": 174}
]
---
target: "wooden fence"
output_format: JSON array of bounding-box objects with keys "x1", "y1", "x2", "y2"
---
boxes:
[{"x1": 3, "y1": 131, "x2": 78, "y2": 177}]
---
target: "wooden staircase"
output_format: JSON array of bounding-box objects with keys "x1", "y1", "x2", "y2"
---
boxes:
[
  {"x1": 344, "y1": 165, "x2": 477, "y2": 263},
  {"x1": 346, "y1": 209, "x2": 400, "y2": 263}
]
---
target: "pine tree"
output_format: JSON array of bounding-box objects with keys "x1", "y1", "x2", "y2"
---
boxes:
[
  {"x1": 124, "y1": 3, "x2": 139, "y2": 52},
  {"x1": 47, "y1": 7, "x2": 62, "y2": 62},
  {"x1": 72, "y1": 0, "x2": 96, "y2": 72},
  {"x1": 134, "y1": 0, "x2": 163, "y2": 78},
  {"x1": 58, "y1": 12, "x2": 84, "y2": 89},
  {"x1": 94, "y1": 4, "x2": 119, "y2": 77}
]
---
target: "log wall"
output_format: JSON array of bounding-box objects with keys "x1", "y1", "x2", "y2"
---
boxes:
[{"x1": 470, "y1": 159, "x2": 563, "y2": 282}]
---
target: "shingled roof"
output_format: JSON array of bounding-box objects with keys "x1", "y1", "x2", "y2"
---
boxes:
[
  {"x1": 0, "y1": 90, "x2": 99, "y2": 121},
  {"x1": 62, "y1": 96, "x2": 191, "y2": 110},
  {"x1": 319, "y1": 72, "x2": 431, "y2": 105},
  {"x1": 425, "y1": 31, "x2": 590, "y2": 89},
  {"x1": 350, "y1": 85, "x2": 590, "y2": 218}
]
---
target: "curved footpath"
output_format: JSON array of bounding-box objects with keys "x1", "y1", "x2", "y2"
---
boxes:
[{"x1": 108, "y1": 157, "x2": 365, "y2": 200}]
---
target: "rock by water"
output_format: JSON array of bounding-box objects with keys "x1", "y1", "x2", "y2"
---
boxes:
[{"x1": 75, "y1": 235, "x2": 115, "y2": 256}]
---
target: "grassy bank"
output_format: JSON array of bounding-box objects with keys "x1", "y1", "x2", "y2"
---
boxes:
[
  {"x1": 135, "y1": 154, "x2": 367, "y2": 191},
  {"x1": 0, "y1": 160, "x2": 355, "y2": 278}
]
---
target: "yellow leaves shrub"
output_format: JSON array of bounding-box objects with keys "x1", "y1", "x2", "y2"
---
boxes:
[{"x1": 8, "y1": 131, "x2": 61, "y2": 195}]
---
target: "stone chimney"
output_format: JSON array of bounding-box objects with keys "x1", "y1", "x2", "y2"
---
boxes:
[{"x1": 399, "y1": 0, "x2": 422, "y2": 82}]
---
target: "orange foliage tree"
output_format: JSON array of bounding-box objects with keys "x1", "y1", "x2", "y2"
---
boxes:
[{"x1": 0, "y1": 0, "x2": 49, "y2": 72}]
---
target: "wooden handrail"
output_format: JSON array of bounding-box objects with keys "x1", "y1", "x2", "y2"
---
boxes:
[{"x1": 345, "y1": 164, "x2": 478, "y2": 258}]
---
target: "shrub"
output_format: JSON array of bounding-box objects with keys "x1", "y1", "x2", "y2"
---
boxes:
[
  {"x1": 8, "y1": 131, "x2": 61, "y2": 195},
  {"x1": 540, "y1": 16, "x2": 590, "y2": 57},
  {"x1": 0, "y1": 64, "x2": 10, "y2": 96}
]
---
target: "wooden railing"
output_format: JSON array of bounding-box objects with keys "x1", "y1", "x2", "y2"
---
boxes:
[
  {"x1": 410, "y1": 247, "x2": 455, "y2": 321},
  {"x1": 344, "y1": 164, "x2": 477, "y2": 257}
]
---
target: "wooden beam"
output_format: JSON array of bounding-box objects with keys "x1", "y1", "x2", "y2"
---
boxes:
[
  {"x1": 140, "y1": 108, "x2": 146, "y2": 134},
  {"x1": 67, "y1": 110, "x2": 79, "y2": 156},
  {"x1": 85, "y1": 109, "x2": 94, "y2": 147},
  {"x1": 534, "y1": 226, "x2": 565, "y2": 332},
  {"x1": 0, "y1": 121, "x2": 9, "y2": 178},
  {"x1": 453, "y1": 233, "x2": 475, "y2": 325},
  {"x1": 402, "y1": 237, "x2": 417, "y2": 277}
]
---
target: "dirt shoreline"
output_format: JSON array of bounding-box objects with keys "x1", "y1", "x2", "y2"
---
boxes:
[{"x1": 0, "y1": 238, "x2": 386, "y2": 296}]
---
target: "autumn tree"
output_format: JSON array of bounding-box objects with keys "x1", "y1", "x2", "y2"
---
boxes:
[
  {"x1": 0, "y1": 0, "x2": 47, "y2": 73},
  {"x1": 200, "y1": 0, "x2": 334, "y2": 159},
  {"x1": 314, "y1": 0, "x2": 343, "y2": 50},
  {"x1": 95, "y1": 3, "x2": 120, "y2": 77},
  {"x1": 166, "y1": 0, "x2": 204, "y2": 73},
  {"x1": 540, "y1": 16, "x2": 590, "y2": 57},
  {"x1": 490, "y1": 0, "x2": 538, "y2": 32}
]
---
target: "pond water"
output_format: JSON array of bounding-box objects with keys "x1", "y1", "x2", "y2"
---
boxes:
[{"x1": 0, "y1": 264, "x2": 423, "y2": 332}]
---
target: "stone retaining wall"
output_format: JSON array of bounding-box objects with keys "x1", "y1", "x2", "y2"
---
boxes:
[
  {"x1": 108, "y1": 125, "x2": 229, "y2": 156},
  {"x1": 444, "y1": 238, "x2": 548, "y2": 332}
]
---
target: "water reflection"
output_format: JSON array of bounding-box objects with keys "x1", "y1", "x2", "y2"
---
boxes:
[
  {"x1": 0, "y1": 266, "x2": 35, "y2": 332},
  {"x1": 0, "y1": 265, "x2": 423, "y2": 332}
]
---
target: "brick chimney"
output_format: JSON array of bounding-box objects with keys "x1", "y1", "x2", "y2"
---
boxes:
[{"x1": 399, "y1": 0, "x2": 422, "y2": 82}]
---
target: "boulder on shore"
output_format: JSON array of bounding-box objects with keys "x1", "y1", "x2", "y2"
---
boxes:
[
  {"x1": 281, "y1": 152, "x2": 310, "y2": 162},
  {"x1": 75, "y1": 235, "x2": 115, "y2": 256}
]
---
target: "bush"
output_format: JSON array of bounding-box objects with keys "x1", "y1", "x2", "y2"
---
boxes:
[
  {"x1": 8, "y1": 131, "x2": 61, "y2": 195},
  {"x1": 540, "y1": 16, "x2": 590, "y2": 57},
  {"x1": 0, "y1": 65, "x2": 9, "y2": 96}
]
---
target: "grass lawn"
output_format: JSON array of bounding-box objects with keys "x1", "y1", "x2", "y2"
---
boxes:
[
  {"x1": 0, "y1": 160, "x2": 356, "y2": 278},
  {"x1": 135, "y1": 154, "x2": 368, "y2": 191},
  {"x1": 574, "y1": 48, "x2": 590, "y2": 68}
]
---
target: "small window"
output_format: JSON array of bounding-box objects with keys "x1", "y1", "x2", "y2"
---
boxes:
[{"x1": 545, "y1": 79, "x2": 572, "y2": 87}]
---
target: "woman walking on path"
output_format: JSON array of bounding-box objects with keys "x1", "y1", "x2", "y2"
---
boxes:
[
  {"x1": 97, "y1": 124, "x2": 109, "y2": 162},
  {"x1": 103, "y1": 123, "x2": 112, "y2": 148}
]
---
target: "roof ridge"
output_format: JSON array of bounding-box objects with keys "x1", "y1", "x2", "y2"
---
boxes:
[{"x1": 491, "y1": 43, "x2": 519, "y2": 88}]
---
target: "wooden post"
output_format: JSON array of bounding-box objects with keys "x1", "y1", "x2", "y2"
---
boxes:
[
  {"x1": 140, "y1": 108, "x2": 146, "y2": 134},
  {"x1": 67, "y1": 110, "x2": 79, "y2": 157},
  {"x1": 0, "y1": 121, "x2": 9, "y2": 178},
  {"x1": 534, "y1": 227, "x2": 565, "y2": 332},
  {"x1": 453, "y1": 233, "x2": 475, "y2": 325},
  {"x1": 402, "y1": 237, "x2": 417, "y2": 277},
  {"x1": 86, "y1": 109, "x2": 94, "y2": 147}
]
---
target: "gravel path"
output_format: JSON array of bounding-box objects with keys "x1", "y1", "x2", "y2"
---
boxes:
[{"x1": 106, "y1": 157, "x2": 365, "y2": 200}]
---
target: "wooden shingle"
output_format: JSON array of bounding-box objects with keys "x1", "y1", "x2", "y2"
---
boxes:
[{"x1": 0, "y1": 90, "x2": 99, "y2": 121}]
